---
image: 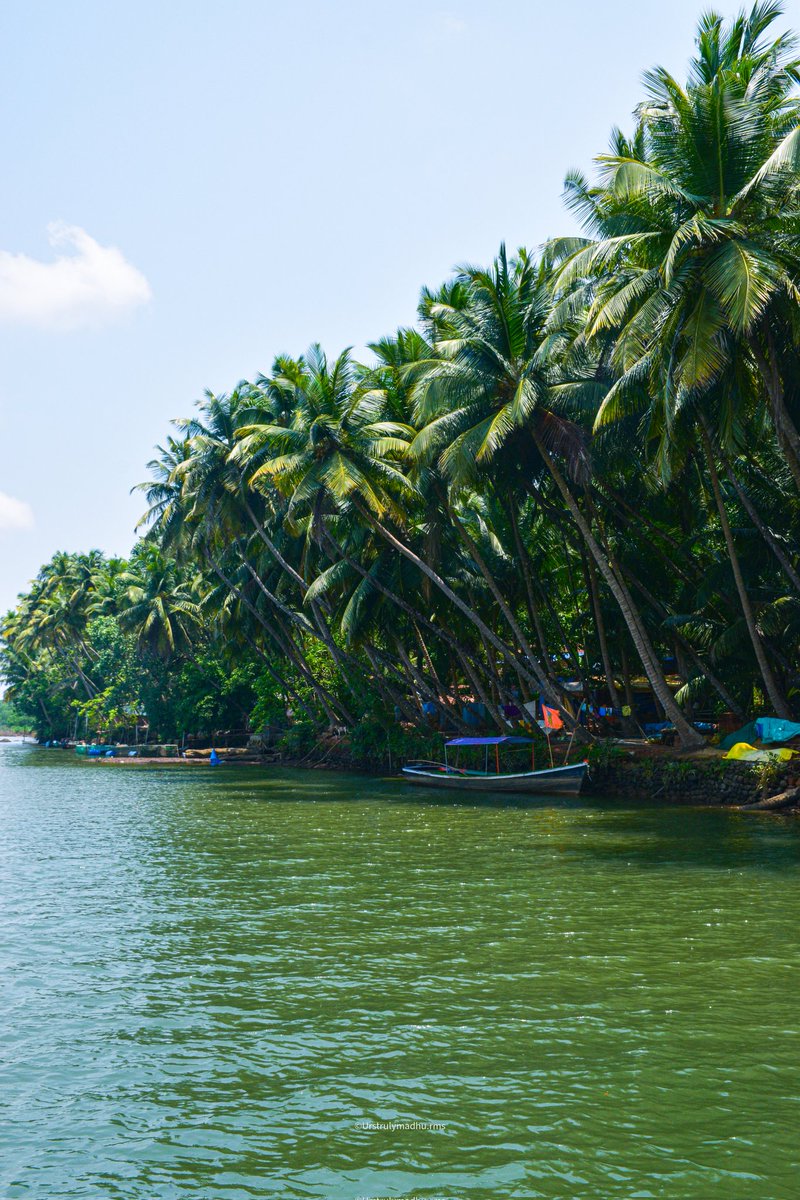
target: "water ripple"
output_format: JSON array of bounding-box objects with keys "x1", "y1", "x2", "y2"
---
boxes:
[{"x1": 1, "y1": 744, "x2": 799, "y2": 1199}]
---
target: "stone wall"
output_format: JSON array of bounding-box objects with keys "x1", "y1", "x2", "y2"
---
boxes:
[{"x1": 589, "y1": 756, "x2": 796, "y2": 808}]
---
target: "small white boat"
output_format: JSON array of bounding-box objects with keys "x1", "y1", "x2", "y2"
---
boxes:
[{"x1": 402, "y1": 736, "x2": 588, "y2": 797}]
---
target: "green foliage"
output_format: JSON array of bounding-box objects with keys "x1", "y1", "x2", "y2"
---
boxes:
[
  {"x1": 4, "y1": 4, "x2": 800, "y2": 756},
  {"x1": 0, "y1": 697, "x2": 30, "y2": 732},
  {"x1": 751, "y1": 757, "x2": 788, "y2": 793},
  {"x1": 278, "y1": 721, "x2": 317, "y2": 757},
  {"x1": 347, "y1": 718, "x2": 443, "y2": 768},
  {"x1": 585, "y1": 740, "x2": 628, "y2": 769}
]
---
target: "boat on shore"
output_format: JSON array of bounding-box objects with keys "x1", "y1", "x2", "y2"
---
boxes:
[{"x1": 402, "y1": 736, "x2": 588, "y2": 796}]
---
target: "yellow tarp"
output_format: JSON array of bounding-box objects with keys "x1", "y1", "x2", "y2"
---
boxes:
[{"x1": 723, "y1": 742, "x2": 796, "y2": 762}]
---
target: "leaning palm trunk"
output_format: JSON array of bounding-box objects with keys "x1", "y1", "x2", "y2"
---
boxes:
[
  {"x1": 621, "y1": 568, "x2": 746, "y2": 721},
  {"x1": 238, "y1": 559, "x2": 364, "y2": 720},
  {"x1": 351, "y1": 499, "x2": 577, "y2": 726},
  {"x1": 533, "y1": 435, "x2": 704, "y2": 750},
  {"x1": 748, "y1": 328, "x2": 800, "y2": 493},
  {"x1": 699, "y1": 421, "x2": 791, "y2": 720},
  {"x1": 584, "y1": 551, "x2": 623, "y2": 712},
  {"x1": 361, "y1": 643, "x2": 424, "y2": 725},
  {"x1": 240, "y1": 499, "x2": 368, "y2": 707},
  {"x1": 205, "y1": 553, "x2": 347, "y2": 726},
  {"x1": 446, "y1": 499, "x2": 563, "y2": 707},
  {"x1": 319, "y1": 528, "x2": 518, "y2": 716},
  {"x1": 240, "y1": 629, "x2": 318, "y2": 724},
  {"x1": 721, "y1": 457, "x2": 800, "y2": 596},
  {"x1": 237, "y1": 559, "x2": 357, "y2": 720},
  {"x1": 455, "y1": 645, "x2": 507, "y2": 732},
  {"x1": 508, "y1": 497, "x2": 554, "y2": 674}
]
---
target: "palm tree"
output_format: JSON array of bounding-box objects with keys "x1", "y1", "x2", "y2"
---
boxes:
[
  {"x1": 555, "y1": 3, "x2": 800, "y2": 482},
  {"x1": 411, "y1": 246, "x2": 705, "y2": 748},
  {"x1": 117, "y1": 545, "x2": 202, "y2": 658},
  {"x1": 551, "y1": 6, "x2": 800, "y2": 716}
]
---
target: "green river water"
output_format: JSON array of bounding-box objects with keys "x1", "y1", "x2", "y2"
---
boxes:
[{"x1": 1, "y1": 742, "x2": 798, "y2": 1200}]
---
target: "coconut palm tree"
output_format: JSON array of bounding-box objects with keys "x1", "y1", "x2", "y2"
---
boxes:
[
  {"x1": 555, "y1": 2, "x2": 800, "y2": 481},
  {"x1": 117, "y1": 545, "x2": 202, "y2": 658},
  {"x1": 411, "y1": 246, "x2": 705, "y2": 748}
]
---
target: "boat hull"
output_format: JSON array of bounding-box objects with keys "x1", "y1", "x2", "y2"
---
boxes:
[{"x1": 401, "y1": 762, "x2": 588, "y2": 797}]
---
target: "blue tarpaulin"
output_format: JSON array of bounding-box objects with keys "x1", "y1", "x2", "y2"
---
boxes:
[
  {"x1": 719, "y1": 721, "x2": 759, "y2": 751},
  {"x1": 755, "y1": 718, "x2": 800, "y2": 744},
  {"x1": 446, "y1": 736, "x2": 533, "y2": 747},
  {"x1": 461, "y1": 702, "x2": 487, "y2": 727}
]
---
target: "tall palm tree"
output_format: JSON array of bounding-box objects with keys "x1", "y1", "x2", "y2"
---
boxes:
[
  {"x1": 117, "y1": 545, "x2": 202, "y2": 658},
  {"x1": 412, "y1": 246, "x2": 705, "y2": 748},
  {"x1": 555, "y1": 2, "x2": 800, "y2": 481}
]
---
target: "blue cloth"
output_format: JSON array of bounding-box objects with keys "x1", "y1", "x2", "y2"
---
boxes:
[
  {"x1": 209, "y1": 750, "x2": 220, "y2": 765},
  {"x1": 461, "y1": 703, "x2": 486, "y2": 727},
  {"x1": 755, "y1": 718, "x2": 800, "y2": 744},
  {"x1": 446, "y1": 736, "x2": 533, "y2": 747},
  {"x1": 719, "y1": 721, "x2": 758, "y2": 751}
]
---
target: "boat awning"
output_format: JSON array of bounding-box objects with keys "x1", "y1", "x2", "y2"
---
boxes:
[{"x1": 445, "y1": 736, "x2": 534, "y2": 747}]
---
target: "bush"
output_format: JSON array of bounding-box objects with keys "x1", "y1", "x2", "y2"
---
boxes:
[
  {"x1": 586, "y1": 740, "x2": 627, "y2": 769},
  {"x1": 278, "y1": 720, "x2": 317, "y2": 758},
  {"x1": 348, "y1": 717, "x2": 443, "y2": 768}
]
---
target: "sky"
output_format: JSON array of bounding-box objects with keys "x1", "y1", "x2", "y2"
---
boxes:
[{"x1": 0, "y1": 0, "x2": 747, "y2": 612}]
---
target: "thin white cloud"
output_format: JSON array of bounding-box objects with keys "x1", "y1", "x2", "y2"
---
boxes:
[
  {"x1": 0, "y1": 222, "x2": 151, "y2": 330},
  {"x1": 435, "y1": 11, "x2": 467, "y2": 37},
  {"x1": 0, "y1": 492, "x2": 34, "y2": 532}
]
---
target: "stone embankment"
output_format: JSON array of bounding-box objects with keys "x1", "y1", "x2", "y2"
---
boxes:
[{"x1": 590, "y1": 755, "x2": 800, "y2": 811}]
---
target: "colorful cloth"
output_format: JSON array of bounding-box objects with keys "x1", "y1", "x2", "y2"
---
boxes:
[
  {"x1": 755, "y1": 718, "x2": 800, "y2": 745},
  {"x1": 723, "y1": 742, "x2": 796, "y2": 762},
  {"x1": 541, "y1": 704, "x2": 564, "y2": 731}
]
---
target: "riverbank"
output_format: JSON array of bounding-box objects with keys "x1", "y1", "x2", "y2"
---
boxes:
[
  {"x1": 590, "y1": 753, "x2": 800, "y2": 811},
  {"x1": 73, "y1": 741, "x2": 800, "y2": 812}
]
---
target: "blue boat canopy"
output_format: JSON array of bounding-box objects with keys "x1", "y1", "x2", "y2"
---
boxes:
[{"x1": 445, "y1": 736, "x2": 533, "y2": 747}]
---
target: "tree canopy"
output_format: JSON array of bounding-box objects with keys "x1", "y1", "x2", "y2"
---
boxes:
[{"x1": 3, "y1": 4, "x2": 800, "y2": 755}]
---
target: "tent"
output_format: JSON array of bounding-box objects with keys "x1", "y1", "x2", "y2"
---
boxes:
[{"x1": 719, "y1": 721, "x2": 759, "y2": 751}]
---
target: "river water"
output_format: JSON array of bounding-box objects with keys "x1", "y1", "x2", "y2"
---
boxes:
[{"x1": 1, "y1": 742, "x2": 798, "y2": 1200}]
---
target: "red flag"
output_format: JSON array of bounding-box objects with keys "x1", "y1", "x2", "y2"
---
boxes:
[{"x1": 541, "y1": 704, "x2": 564, "y2": 731}]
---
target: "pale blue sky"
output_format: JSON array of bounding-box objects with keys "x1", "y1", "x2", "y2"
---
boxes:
[{"x1": 0, "y1": 0, "x2": 743, "y2": 611}]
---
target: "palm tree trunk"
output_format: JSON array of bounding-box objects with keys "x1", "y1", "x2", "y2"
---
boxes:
[
  {"x1": 698, "y1": 421, "x2": 791, "y2": 719},
  {"x1": 721, "y1": 456, "x2": 800, "y2": 595},
  {"x1": 205, "y1": 554, "x2": 347, "y2": 726},
  {"x1": 749, "y1": 327, "x2": 800, "y2": 492},
  {"x1": 533, "y1": 434, "x2": 705, "y2": 750},
  {"x1": 318, "y1": 527, "x2": 502, "y2": 710},
  {"x1": 446, "y1": 499, "x2": 563, "y2": 707},
  {"x1": 455, "y1": 645, "x2": 506, "y2": 732},
  {"x1": 240, "y1": 629, "x2": 318, "y2": 725},
  {"x1": 351, "y1": 500, "x2": 575, "y2": 724},
  {"x1": 236, "y1": 557, "x2": 363, "y2": 721},
  {"x1": 621, "y1": 567, "x2": 746, "y2": 721},
  {"x1": 508, "y1": 495, "x2": 554, "y2": 673},
  {"x1": 361, "y1": 643, "x2": 421, "y2": 725},
  {"x1": 584, "y1": 551, "x2": 622, "y2": 710}
]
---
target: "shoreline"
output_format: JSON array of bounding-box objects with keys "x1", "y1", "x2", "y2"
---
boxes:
[{"x1": 64, "y1": 746, "x2": 800, "y2": 813}]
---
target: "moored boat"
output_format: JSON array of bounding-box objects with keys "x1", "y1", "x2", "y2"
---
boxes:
[{"x1": 402, "y1": 735, "x2": 588, "y2": 796}]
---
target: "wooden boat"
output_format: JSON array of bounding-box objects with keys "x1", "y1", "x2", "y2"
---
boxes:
[{"x1": 402, "y1": 735, "x2": 588, "y2": 797}]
